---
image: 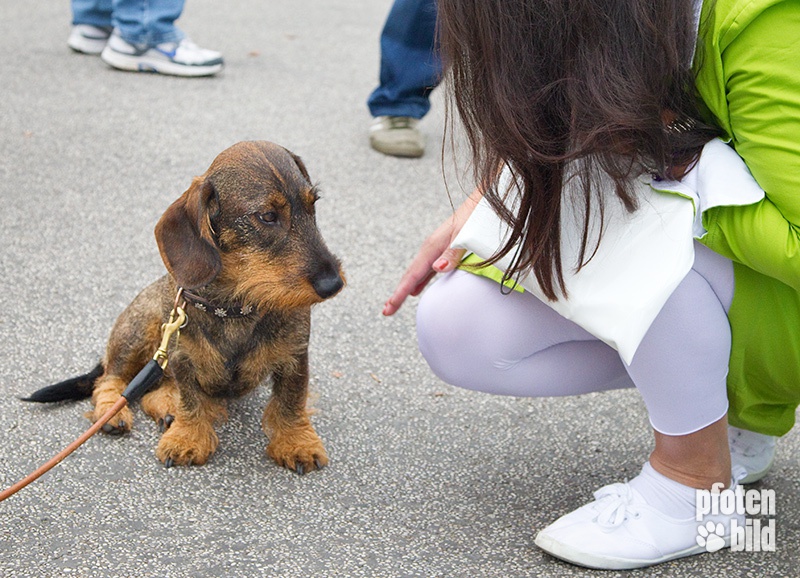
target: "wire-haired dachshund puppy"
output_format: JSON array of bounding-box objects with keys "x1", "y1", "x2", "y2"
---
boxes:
[{"x1": 24, "y1": 141, "x2": 344, "y2": 473}]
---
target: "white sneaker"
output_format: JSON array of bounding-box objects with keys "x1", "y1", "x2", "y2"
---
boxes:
[
  {"x1": 369, "y1": 116, "x2": 425, "y2": 158},
  {"x1": 729, "y1": 426, "x2": 777, "y2": 484},
  {"x1": 534, "y1": 481, "x2": 744, "y2": 570},
  {"x1": 68, "y1": 24, "x2": 112, "y2": 55},
  {"x1": 100, "y1": 31, "x2": 223, "y2": 77}
]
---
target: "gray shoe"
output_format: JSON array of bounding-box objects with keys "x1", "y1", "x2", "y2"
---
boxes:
[
  {"x1": 369, "y1": 116, "x2": 425, "y2": 158},
  {"x1": 100, "y1": 31, "x2": 223, "y2": 77},
  {"x1": 68, "y1": 24, "x2": 112, "y2": 55}
]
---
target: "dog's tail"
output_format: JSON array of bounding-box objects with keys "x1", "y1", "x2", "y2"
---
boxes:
[{"x1": 21, "y1": 363, "x2": 103, "y2": 403}]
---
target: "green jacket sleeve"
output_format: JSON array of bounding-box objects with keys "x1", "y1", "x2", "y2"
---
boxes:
[{"x1": 699, "y1": 1, "x2": 800, "y2": 291}]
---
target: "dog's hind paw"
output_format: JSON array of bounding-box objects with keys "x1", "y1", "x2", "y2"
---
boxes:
[
  {"x1": 102, "y1": 421, "x2": 127, "y2": 435},
  {"x1": 90, "y1": 376, "x2": 133, "y2": 433},
  {"x1": 87, "y1": 404, "x2": 133, "y2": 435}
]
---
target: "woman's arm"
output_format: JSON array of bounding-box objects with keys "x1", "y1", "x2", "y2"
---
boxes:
[{"x1": 700, "y1": 1, "x2": 800, "y2": 290}]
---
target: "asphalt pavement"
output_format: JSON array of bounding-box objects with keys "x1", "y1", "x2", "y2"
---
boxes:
[{"x1": 1, "y1": 2, "x2": 797, "y2": 577}]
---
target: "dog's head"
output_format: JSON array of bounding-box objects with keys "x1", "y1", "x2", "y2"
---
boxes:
[{"x1": 155, "y1": 141, "x2": 344, "y2": 310}]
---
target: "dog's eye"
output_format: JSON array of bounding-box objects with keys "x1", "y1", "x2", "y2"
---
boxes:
[{"x1": 256, "y1": 211, "x2": 279, "y2": 225}]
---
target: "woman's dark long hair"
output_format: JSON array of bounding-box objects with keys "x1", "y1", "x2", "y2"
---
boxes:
[{"x1": 438, "y1": 0, "x2": 721, "y2": 299}]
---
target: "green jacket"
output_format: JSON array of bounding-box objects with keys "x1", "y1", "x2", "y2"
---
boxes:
[{"x1": 695, "y1": 0, "x2": 800, "y2": 435}]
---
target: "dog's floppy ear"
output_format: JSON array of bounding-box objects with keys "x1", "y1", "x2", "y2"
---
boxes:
[
  {"x1": 154, "y1": 177, "x2": 221, "y2": 290},
  {"x1": 289, "y1": 152, "x2": 312, "y2": 183}
]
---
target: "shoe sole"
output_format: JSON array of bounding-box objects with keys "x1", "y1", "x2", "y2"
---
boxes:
[
  {"x1": 534, "y1": 532, "x2": 727, "y2": 570},
  {"x1": 101, "y1": 47, "x2": 223, "y2": 77}
]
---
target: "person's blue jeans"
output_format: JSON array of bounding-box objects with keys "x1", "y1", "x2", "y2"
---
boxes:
[
  {"x1": 367, "y1": 0, "x2": 442, "y2": 120},
  {"x1": 72, "y1": 0, "x2": 186, "y2": 46}
]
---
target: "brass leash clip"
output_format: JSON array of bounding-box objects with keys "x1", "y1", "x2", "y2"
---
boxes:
[
  {"x1": 122, "y1": 290, "x2": 188, "y2": 403},
  {"x1": 154, "y1": 295, "x2": 188, "y2": 370}
]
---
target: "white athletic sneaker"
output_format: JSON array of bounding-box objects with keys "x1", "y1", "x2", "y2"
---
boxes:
[
  {"x1": 534, "y1": 480, "x2": 744, "y2": 570},
  {"x1": 100, "y1": 31, "x2": 223, "y2": 77},
  {"x1": 369, "y1": 116, "x2": 425, "y2": 158},
  {"x1": 729, "y1": 426, "x2": 777, "y2": 484},
  {"x1": 68, "y1": 24, "x2": 112, "y2": 55}
]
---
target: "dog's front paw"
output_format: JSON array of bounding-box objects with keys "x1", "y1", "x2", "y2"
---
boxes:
[
  {"x1": 267, "y1": 426, "x2": 328, "y2": 475},
  {"x1": 156, "y1": 420, "x2": 219, "y2": 467}
]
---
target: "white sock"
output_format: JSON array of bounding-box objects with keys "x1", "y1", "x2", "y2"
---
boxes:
[{"x1": 628, "y1": 461, "x2": 698, "y2": 518}]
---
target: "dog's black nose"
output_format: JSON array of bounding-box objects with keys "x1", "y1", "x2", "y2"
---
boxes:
[{"x1": 311, "y1": 270, "x2": 344, "y2": 299}]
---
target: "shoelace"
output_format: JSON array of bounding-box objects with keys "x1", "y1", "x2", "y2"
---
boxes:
[
  {"x1": 593, "y1": 483, "x2": 640, "y2": 528},
  {"x1": 732, "y1": 464, "x2": 748, "y2": 485},
  {"x1": 593, "y1": 471, "x2": 748, "y2": 530}
]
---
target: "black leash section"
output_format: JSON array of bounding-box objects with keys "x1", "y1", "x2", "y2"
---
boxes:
[{"x1": 0, "y1": 298, "x2": 187, "y2": 503}]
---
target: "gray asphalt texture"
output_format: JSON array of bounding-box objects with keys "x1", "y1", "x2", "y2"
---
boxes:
[{"x1": 1, "y1": 2, "x2": 798, "y2": 577}]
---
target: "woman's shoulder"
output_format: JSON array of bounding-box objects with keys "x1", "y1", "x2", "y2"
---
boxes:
[{"x1": 704, "y1": 0, "x2": 794, "y2": 44}]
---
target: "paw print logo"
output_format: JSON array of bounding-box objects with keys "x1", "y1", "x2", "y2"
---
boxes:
[{"x1": 696, "y1": 521, "x2": 726, "y2": 552}]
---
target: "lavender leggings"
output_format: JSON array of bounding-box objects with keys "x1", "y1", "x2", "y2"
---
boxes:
[{"x1": 416, "y1": 242, "x2": 734, "y2": 436}]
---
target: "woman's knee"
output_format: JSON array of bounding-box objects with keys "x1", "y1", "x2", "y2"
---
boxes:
[{"x1": 416, "y1": 272, "x2": 480, "y2": 385}]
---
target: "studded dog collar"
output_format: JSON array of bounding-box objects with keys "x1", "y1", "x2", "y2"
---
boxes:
[{"x1": 182, "y1": 290, "x2": 255, "y2": 319}]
